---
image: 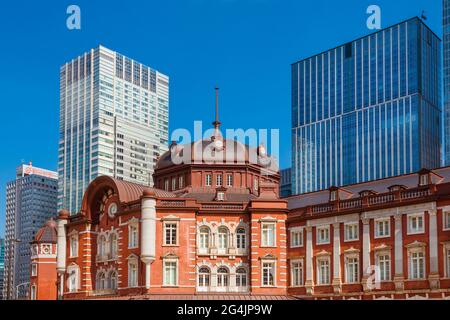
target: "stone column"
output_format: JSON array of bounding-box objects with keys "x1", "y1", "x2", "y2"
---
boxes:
[
  {"x1": 141, "y1": 190, "x2": 157, "y2": 290},
  {"x1": 305, "y1": 226, "x2": 314, "y2": 295},
  {"x1": 332, "y1": 223, "x2": 341, "y2": 294},
  {"x1": 393, "y1": 212, "x2": 404, "y2": 291},
  {"x1": 56, "y1": 210, "x2": 69, "y2": 299},
  {"x1": 361, "y1": 218, "x2": 371, "y2": 291},
  {"x1": 428, "y1": 209, "x2": 440, "y2": 290}
]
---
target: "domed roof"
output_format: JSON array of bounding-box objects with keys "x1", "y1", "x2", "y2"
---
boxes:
[
  {"x1": 34, "y1": 219, "x2": 57, "y2": 244},
  {"x1": 155, "y1": 137, "x2": 277, "y2": 171}
]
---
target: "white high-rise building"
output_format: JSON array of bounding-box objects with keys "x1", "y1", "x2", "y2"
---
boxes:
[{"x1": 58, "y1": 45, "x2": 169, "y2": 214}]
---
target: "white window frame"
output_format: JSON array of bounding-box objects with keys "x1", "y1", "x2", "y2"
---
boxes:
[
  {"x1": 261, "y1": 223, "x2": 276, "y2": 247},
  {"x1": 261, "y1": 261, "x2": 276, "y2": 287},
  {"x1": 236, "y1": 228, "x2": 246, "y2": 250},
  {"x1": 227, "y1": 174, "x2": 233, "y2": 187},
  {"x1": 216, "y1": 174, "x2": 223, "y2": 187},
  {"x1": 171, "y1": 177, "x2": 176, "y2": 191},
  {"x1": 31, "y1": 263, "x2": 38, "y2": 277},
  {"x1": 30, "y1": 285, "x2": 37, "y2": 300},
  {"x1": 291, "y1": 259, "x2": 304, "y2": 287},
  {"x1": 67, "y1": 264, "x2": 80, "y2": 293},
  {"x1": 446, "y1": 245, "x2": 450, "y2": 278},
  {"x1": 69, "y1": 234, "x2": 79, "y2": 258},
  {"x1": 206, "y1": 174, "x2": 212, "y2": 187},
  {"x1": 217, "y1": 226, "x2": 229, "y2": 250},
  {"x1": 443, "y1": 211, "x2": 450, "y2": 231},
  {"x1": 374, "y1": 218, "x2": 391, "y2": 239},
  {"x1": 290, "y1": 228, "x2": 304, "y2": 248},
  {"x1": 344, "y1": 223, "x2": 359, "y2": 242},
  {"x1": 128, "y1": 224, "x2": 139, "y2": 249},
  {"x1": 408, "y1": 248, "x2": 426, "y2": 280},
  {"x1": 198, "y1": 226, "x2": 210, "y2": 250},
  {"x1": 163, "y1": 259, "x2": 178, "y2": 287},
  {"x1": 198, "y1": 267, "x2": 210, "y2": 290},
  {"x1": 316, "y1": 256, "x2": 331, "y2": 285},
  {"x1": 178, "y1": 175, "x2": 184, "y2": 189},
  {"x1": 217, "y1": 267, "x2": 229, "y2": 289},
  {"x1": 163, "y1": 221, "x2": 178, "y2": 246},
  {"x1": 407, "y1": 213, "x2": 425, "y2": 235},
  {"x1": 128, "y1": 258, "x2": 138, "y2": 288},
  {"x1": 375, "y1": 252, "x2": 391, "y2": 282},
  {"x1": 110, "y1": 232, "x2": 118, "y2": 259},
  {"x1": 344, "y1": 255, "x2": 359, "y2": 284},
  {"x1": 316, "y1": 226, "x2": 330, "y2": 245}
]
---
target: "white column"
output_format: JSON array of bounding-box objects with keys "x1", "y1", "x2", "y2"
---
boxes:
[
  {"x1": 141, "y1": 193, "x2": 156, "y2": 290},
  {"x1": 56, "y1": 212, "x2": 68, "y2": 298},
  {"x1": 428, "y1": 209, "x2": 440, "y2": 289},
  {"x1": 305, "y1": 226, "x2": 314, "y2": 295},
  {"x1": 332, "y1": 223, "x2": 341, "y2": 293},
  {"x1": 361, "y1": 218, "x2": 371, "y2": 291},
  {"x1": 393, "y1": 212, "x2": 404, "y2": 290}
]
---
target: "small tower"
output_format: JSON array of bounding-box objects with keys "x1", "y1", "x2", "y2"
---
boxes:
[{"x1": 29, "y1": 219, "x2": 58, "y2": 300}]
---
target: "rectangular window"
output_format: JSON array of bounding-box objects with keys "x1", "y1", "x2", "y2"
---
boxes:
[
  {"x1": 227, "y1": 174, "x2": 233, "y2": 187},
  {"x1": 262, "y1": 262, "x2": 275, "y2": 286},
  {"x1": 30, "y1": 286, "x2": 36, "y2": 300},
  {"x1": 70, "y1": 236, "x2": 78, "y2": 257},
  {"x1": 375, "y1": 219, "x2": 391, "y2": 238},
  {"x1": 128, "y1": 225, "x2": 138, "y2": 248},
  {"x1": 206, "y1": 174, "x2": 212, "y2": 187},
  {"x1": 163, "y1": 261, "x2": 177, "y2": 286},
  {"x1": 171, "y1": 178, "x2": 176, "y2": 191},
  {"x1": 179, "y1": 176, "x2": 184, "y2": 189},
  {"x1": 316, "y1": 226, "x2": 330, "y2": 244},
  {"x1": 216, "y1": 174, "x2": 223, "y2": 186},
  {"x1": 262, "y1": 223, "x2": 276, "y2": 247},
  {"x1": 410, "y1": 251, "x2": 425, "y2": 280},
  {"x1": 444, "y1": 212, "x2": 450, "y2": 230},
  {"x1": 317, "y1": 258, "x2": 330, "y2": 285},
  {"x1": 291, "y1": 229, "x2": 303, "y2": 248},
  {"x1": 128, "y1": 261, "x2": 138, "y2": 287},
  {"x1": 164, "y1": 179, "x2": 169, "y2": 191},
  {"x1": 344, "y1": 223, "x2": 359, "y2": 241},
  {"x1": 408, "y1": 214, "x2": 424, "y2": 235},
  {"x1": 164, "y1": 223, "x2": 177, "y2": 246},
  {"x1": 31, "y1": 264, "x2": 37, "y2": 277},
  {"x1": 291, "y1": 260, "x2": 304, "y2": 286},
  {"x1": 447, "y1": 249, "x2": 450, "y2": 278},
  {"x1": 376, "y1": 254, "x2": 391, "y2": 282},
  {"x1": 345, "y1": 257, "x2": 359, "y2": 283}
]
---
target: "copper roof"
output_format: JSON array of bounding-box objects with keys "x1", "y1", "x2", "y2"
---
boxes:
[{"x1": 33, "y1": 220, "x2": 57, "y2": 243}]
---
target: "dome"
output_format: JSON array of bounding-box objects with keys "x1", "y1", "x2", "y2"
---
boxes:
[{"x1": 34, "y1": 219, "x2": 58, "y2": 244}]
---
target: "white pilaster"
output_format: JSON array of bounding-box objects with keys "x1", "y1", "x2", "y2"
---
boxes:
[
  {"x1": 141, "y1": 194, "x2": 156, "y2": 290},
  {"x1": 394, "y1": 212, "x2": 404, "y2": 290},
  {"x1": 332, "y1": 223, "x2": 341, "y2": 293},
  {"x1": 305, "y1": 226, "x2": 314, "y2": 295},
  {"x1": 428, "y1": 209, "x2": 440, "y2": 289}
]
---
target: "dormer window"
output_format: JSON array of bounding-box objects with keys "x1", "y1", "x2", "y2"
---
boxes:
[
  {"x1": 216, "y1": 191, "x2": 225, "y2": 201},
  {"x1": 388, "y1": 185, "x2": 407, "y2": 192},
  {"x1": 330, "y1": 188, "x2": 339, "y2": 202},
  {"x1": 419, "y1": 173, "x2": 429, "y2": 186}
]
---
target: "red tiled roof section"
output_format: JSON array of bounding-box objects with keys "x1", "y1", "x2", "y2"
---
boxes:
[
  {"x1": 33, "y1": 220, "x2": 57, "y2": 243},
  {"x1": 111, "y1": 177, "x2": 176, "y2": 203}
]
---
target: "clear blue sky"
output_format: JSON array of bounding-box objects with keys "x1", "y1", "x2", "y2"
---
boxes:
[{"x1": 0, "y1": 0, "x2": 441, "y2": 236}]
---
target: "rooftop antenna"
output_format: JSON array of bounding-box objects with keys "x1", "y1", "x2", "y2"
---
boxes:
[{"x1": 421, "y1": 10, "x2": 427, "y2": 20}]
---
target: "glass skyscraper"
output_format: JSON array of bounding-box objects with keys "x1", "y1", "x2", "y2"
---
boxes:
[
  {"x1": 0, "y1": 238, "x2": 4, "y2": 300},
  {"x1": 59, "y1": 46, "x2": 169, "y2": 214},
  {"x1": 292, "y1": 17, "x2": 441, "y2": 195},
  {"x1": 444, "y1": 0, "x2": 450, "y2": 165},
  {"x1": 3, "y1": 164, "x2": 58, "y2": 299}
]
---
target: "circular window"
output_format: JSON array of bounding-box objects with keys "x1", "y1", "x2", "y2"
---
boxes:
[{"x1": 108, "y1": 203, "x2": 118, "y2": 217}]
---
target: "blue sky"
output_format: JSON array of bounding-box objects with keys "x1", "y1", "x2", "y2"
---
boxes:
[{"x1": 0, "y1": 0, "x2": 441, "y2": 236}]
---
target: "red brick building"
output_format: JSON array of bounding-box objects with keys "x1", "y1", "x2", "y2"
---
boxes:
[{"x1": 32, "y1": 126, "x2": 450, "y2": 300}]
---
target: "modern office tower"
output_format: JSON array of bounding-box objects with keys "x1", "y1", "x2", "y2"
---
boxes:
[
  {"x1": 280, "y1": 168, "x2": 292, "y2": 198},
  {"x1": 3, "y1": 163, "x2": 58, "y2": 299},
  {"x1": 58, "y1": 45, "x2": 169, "y2": 214},
  {"x1": 444, "y1": 0, "x2": 450, "y2": 165},
  {"x1": 0, "y1": 238, "x2": 4, "y2": 300},
  {"x1": 291, "y1": 17, "x2": 441, "y2": 195}
]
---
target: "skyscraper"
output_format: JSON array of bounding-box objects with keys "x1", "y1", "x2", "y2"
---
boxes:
[
  {"x1": 444, "y1": 0, "x2": 450, "y2": 165},
  {"x1": 291, "y1": 17, "x2": 441, "y2": 195},
  {"x1": 58, "y1": 45, "x2": 169, "y2": 214},
  {"x1": 0, "y1": 238, "x2": 5, "y2": 300},
  {"x1": 3, "y1": 163, "x2": 58, "y2": 299}
]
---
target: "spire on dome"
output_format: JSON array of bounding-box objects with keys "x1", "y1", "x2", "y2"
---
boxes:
[{"x1": 212, "y1": 87, "x2": 221, "y2": 130}]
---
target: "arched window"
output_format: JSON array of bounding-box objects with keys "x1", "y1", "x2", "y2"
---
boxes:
[
  {"x1": 199, "y1": 227, "x2": 210, "y2": 249},
  {"x1": 70, "y1": 235, "x2": 78, "y2": 258},
  {"x1": 97, "y1": 272, "x2": 107, "y2": 290},
  {"x1": 236, "y1": 228, "x2": 246, "y2": 249},
  {"x1": 198, "y1": 267, "x2": 210, "y2": 288},
  {"x1": 109, "y1": 271, "x2": 118, "y2": 290},
  {"x1": 236, "y1": 268, "x2": 247, "y2": 287},
  {"x1": 98, "y1": 235, "x2": 107, "y2": 258},
  {"x1": 218, "y1": 227, "x2": 228, "y2": 249},
  {"x1": 217, "y1": 267, "x2": 229, "y2": 287},
  {"x1": 110, "y1": 233, "x2": 118, "y2": 258}
]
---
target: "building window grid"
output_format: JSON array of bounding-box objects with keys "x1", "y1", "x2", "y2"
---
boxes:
[
  {"x1": 291, "y1": 260, "x2": 304, "y2": 287},
  {"x1": 163, "y1": 260, "x2": 178, "y2": 286},
  {"x1": 409, "y1": 250, "x2": 425, "y2": 280},
  {"x1": 317, "y1": 257, "x2": 330, "y2": 285},
  {"x1": 376, "y1": 253, "x2": 391, "y2": 282},
  {"x1": 262, "y1": 223, "x2": 276, "y2": 247},
  {"x1": 262, "y1": 262, "x2": 275, "y2": 287},
  {"x1": 408, "y1": 214, "x2": 425, "y2": 235},
  {"x1": 444, "y1": 212, "x2": 450, "y2": 231},
  {"x1": 375, "y1": 219, "x2": 391, "y2": 238},
  {"x1": 291, "y1": 229, "x2": 304, "y2": 248},
  {"x1": 128, "y1": 224, "x2": 139, "y2": 249},
  {"x1": 316, "y1": 226, "x2": 330, "y2": 245},
  {"x1": 164, "y1": 222, "x2": 178, "y2": 246},
  {"x1": 344, "y1": 223, "x2": 359, "y2": 241},
  {"x1": 345, "y1": 256, "x2": 359, "y2": 284}
]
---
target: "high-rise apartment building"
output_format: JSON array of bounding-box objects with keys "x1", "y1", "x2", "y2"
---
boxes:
[
  {"x1": 444, "y1": 0, "x2": 450, "y2": 165},
  {"x1": 292, "y1": 17, "x2": 441, "y2": 195},
  {"x1": 0, "y1": 238, "x2": 5, "y2": 300},
  {"x1": 3, "y1": 164, "x2": 58, "y2": 299},
  {"x1": 58, "y1": 45, "x2": 169, "y2": 214}
]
